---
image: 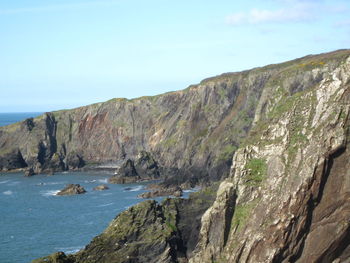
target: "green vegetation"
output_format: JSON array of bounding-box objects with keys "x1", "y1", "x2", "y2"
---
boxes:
[
  {"x1": 244, "y1": 158, "x2": 267, "y2": 186},
  {"x1": 217, "y1": 144, "x2": 237, "y2": 162},
  {"x1": 176, "y1": 119, "x2": 187, "y2": 128},
  {"x1": 218, "y1": 87, "x2": 227, "y2": 101},
  {"x1": 231, "y1": 199, "x2": 259, "y2": 233},
  {"x1": 162, "y1": 136, "x2": 177, "y2": 148}
]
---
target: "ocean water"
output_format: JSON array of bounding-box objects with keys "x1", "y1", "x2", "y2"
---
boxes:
[
  {"x1": 0, "y1": 112, "x2": 42, "y2": 127},
  {"x1": 0, "y1": 113, "x2": 197, "y2": 262},
  {"x1": 0, "y1": 172, "x2": 156, "y2": 263}
]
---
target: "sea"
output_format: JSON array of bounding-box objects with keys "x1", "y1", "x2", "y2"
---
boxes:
[
  {"x1": 0, "y1": 113, "x2": 194, "y2": 263},
  {"x1": 0, "y1": 112, "x2": 43, "y2": 127}
]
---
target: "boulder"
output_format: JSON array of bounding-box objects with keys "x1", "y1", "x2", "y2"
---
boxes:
[
  {"x1": 93, "y1": 184, "x2": 109, "y2": 191},
  {"x1": 24, "y1": 167, "x2": 35, "y2": 177},
  {"x1": 57, "y1": 184, "x2": 86, "y2": 196}
]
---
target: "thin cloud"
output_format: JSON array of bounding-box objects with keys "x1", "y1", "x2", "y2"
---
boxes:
[
  {"x1": 0, "y1": 1, "x2": 120, "y2": 15},
  {"x1": 226, "y1": 5, "x2": 314, "y2": 25},
  {"x1": 334, "y1": 19, "x2": 350, "y2": 27}
]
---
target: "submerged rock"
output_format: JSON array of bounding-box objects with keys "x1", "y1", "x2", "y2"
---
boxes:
[
  {"x1": 56, "y1": 184, "x2": 86, "y2": 196},
  {"x1": 93, "y1": 184, "x2": 109, "y2": 191}
]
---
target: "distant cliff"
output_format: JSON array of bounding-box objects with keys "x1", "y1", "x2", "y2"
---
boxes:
[
  {"x1": 2, "y1": 50, "x2": 349, "y2": 185},
  {"x1": 32, "y1": 49, "x2": 350, "y2": 262}
]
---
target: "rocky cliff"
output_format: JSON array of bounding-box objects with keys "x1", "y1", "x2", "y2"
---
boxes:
[
  {"x1": 3, "y1": 51, "x2": 348, "y2": 184},
  {"x1": 32, "y1": 49, "x2": 350, "y2": 263}
]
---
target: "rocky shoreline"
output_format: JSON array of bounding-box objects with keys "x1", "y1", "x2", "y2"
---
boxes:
[{"x1": 2, "y1": 49, "x2": 350, "y2": 262}]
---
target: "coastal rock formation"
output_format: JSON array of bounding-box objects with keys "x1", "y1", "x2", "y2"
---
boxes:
[
  {"x1": 138, "y1": 186, "x2": 183, "y2": 199},
  {"x1": 33, "y1": 186, "x2": 218, "y2": 263},
  {"x1": 57, "y1": 184, "x2": 86, "y2": 196},
  {"x1": 93, "y1": 184, "x2": 109, "y2": 191},
  {"x1": 189, "y1": 50, "x2": 350, "y2": 262},
  {"x1": 24, "y1": 167, "x2": 35, "y2": 177},
  {"x1": 109, "y1": 151, "x2": 161, "y2": 183},
  {"x1": 24, "y1": 49, "x2": 350, "y2": 262}
]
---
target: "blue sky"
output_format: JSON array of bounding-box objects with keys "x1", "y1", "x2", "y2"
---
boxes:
[{"x1": 0, "y1": 0, "x2": 349, "y2": 112}]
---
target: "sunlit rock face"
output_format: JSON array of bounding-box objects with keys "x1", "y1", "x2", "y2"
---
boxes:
[
  {"x1": 190, "y1": 50, "x2": 350, "y2": 263},
  {"x1": 12, "y1": 49, "x2": 350, "y2": 263}
]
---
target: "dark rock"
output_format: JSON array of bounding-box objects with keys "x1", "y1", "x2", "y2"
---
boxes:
[
  {"x1": 22, "y1": 118, "x2": 35, "y2": 132},
  {"x1": 24, "y1": 167, "x2": 35, "y2": 177},
  {"x1": 138, "y1": 186, "x2": 183, "y2": 199},
  {"x1": 32, "y1": 251, "x2": 75, "y2": 263},
  {"x1": 33, "y1": 184, "x2": 218, "y2": 263},
  {"x1": 109, "y1": 159, "x2": 140, "y2": 184},
  {"x1": 57, "y1": 184, "x2": 86, "y2": 196},
  {"x1": 0, "y1": 150, "x2": 27, "y2": 170},
  {"x1": 119, "y1": 159, "x2": 138, "y2": 177},
  {"x1": 134, "y1": 151, "x2": 160, "y2": 178},
  {"x1": 93, "y1": 184, "x2": 109, "y2": 191}
]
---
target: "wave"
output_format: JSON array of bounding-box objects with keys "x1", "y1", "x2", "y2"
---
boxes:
[
  {"x1": 0, "y1": 180, "x2": 10, "y2": 184},
  {"x1": 97, "y1": 178, "x2": 108, "y2": 184},
  {"x1": 183, "y1": 187, "x2": 201, "y2": 193},
  {"x1": 3, "y1": 190, "x2": 13, "y2": 195},
  {"x1": 41, "y1": 190, "x2": 60, "y2": 197},
  {"x1": 84, "y1": 180, "x2": 96, "y2": 183},
  {"x1": 128, "y1": 185, "x2": 144, "y2": 192},
  {"x1": 55, "y1": 246, "x2": 82, "y2": 254},
  {"x1": 96, "y1": 202, "x2": 114, "y2": 207}
]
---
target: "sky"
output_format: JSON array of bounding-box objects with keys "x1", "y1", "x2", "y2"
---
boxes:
[{"x1": 0, "y1": 0, "x2": 349, "y2": 112}]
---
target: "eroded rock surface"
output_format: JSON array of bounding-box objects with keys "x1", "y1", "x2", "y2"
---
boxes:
[{"x1": 190, "y1": 50, "x2": 350, "y2": 263}]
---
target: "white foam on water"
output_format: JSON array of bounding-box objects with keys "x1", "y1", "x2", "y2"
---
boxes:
[
  {"x1": 0, "y1": 180, "x2": 9, "y2": 184},
  {"x1": 41, "y1": 190, "x2": 60, "y2": 197},
  {"x1": 3, "y1": 190, "x2": 13, "y2": 195},
  {"x1": 55, "y1": 246, "x2": 83, "y2": 254},
  {"x1": 97, "y1": 178, "x2": 108, "y2": 184},
  {"x1": 96, "y1": 202, "x2": 114, "y2": 207},
  {"x1": 183, "y1": 187, "x2": 201, "y2": 193},
  {"x1": 129, "y1": 185, "x2": 144, "y2": 192},
  {"x1": 84, "y1": 179, "x2": 96, "y2": 183}
]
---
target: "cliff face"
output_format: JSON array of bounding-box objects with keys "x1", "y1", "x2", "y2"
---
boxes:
[
  {"x1": 31, "y1": 49, "x2": 350, "y2": 263},
  {"x1": 3, "y1": 51, "x2": 348, "y2": 183},
  {"x1": 190, "y1": 51, "x2": 350, "y2": 262}
]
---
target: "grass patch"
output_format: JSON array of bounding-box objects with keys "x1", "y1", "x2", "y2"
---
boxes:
[{"x1": 244, "y1": 158, "x2": 267, "y2": 186}]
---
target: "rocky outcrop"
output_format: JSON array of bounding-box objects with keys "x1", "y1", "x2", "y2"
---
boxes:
[
  {"x1": 93, "y1": 184, "x2": 109, "y2": 191},
  {"x1": 28, "y1": 49, "x2": 350, "y2": 262},
  {"x1": 32, "y1": 252, "x2": 74, "y2": 263},
  {"x1": 189, "y1": 51, "x2": 350, "y2": 262},
  {"x1": 109, "y1": 151, "x2": 161, "y2": 184},
  {"x1": 34, "y1": 185, "x2": 218, "y2": 263},
  {"x1": 24, "y1": 167, "x2": 35, "y2": 177},
  {"x1": 138, "y1": 186, "x2": 183, "y2": 198},
  {"x1": 57, "y1": 184, "x2": 86, "y2": 196}
]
